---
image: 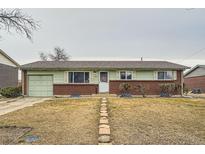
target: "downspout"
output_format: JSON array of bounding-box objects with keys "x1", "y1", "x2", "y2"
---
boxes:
[
  {"x1": 21, "y1": 70, "x2": 25, "y2": 95},
  {"x1": 181, "y1": 70, "x2": 184, "y2": 96}
]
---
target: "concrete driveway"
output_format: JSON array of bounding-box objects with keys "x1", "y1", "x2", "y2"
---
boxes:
[{"x1": 0, "y1": 97, "x2": 53, "y2": 116}]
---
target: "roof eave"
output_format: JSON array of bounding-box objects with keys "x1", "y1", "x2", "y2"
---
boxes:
[
  {"x1": 0, "y1": 49, "x2": 20, "y2": 67},
  {"x1": 184, "y1": 65, "x2": 201, "y2": 77},
  {"x1": 21, "y1": 67, "x2": 189, "y2": 71}
]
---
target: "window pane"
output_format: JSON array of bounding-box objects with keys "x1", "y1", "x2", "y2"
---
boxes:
[
  {"x1": 158, "y1": 72, "x2": 164, "y2": 79},
  {"x1": 100, "y1": 72, "x2": 108, "y2": 82},
  {"x1": 165, "y1": 71, "x2": 172, "y2": 79},
  {"x1": 74, "y1": 72, "x2": 84, "y2": 83},
  {"x1": 120, "y1": 71, "x2": 126, "y2": 79},
  {"x1": 126, "y1": 72, "x2": 132, "y2": 79},
  {"x1": 85, "y1": 72, "x2": 89, "y2": 83},
  {"x1": 68, "y1": 72, "x2": 73, "y2": 83}
]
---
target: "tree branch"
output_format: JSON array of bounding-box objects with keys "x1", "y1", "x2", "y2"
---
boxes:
[{"x1": 0, "y1": 8, "x2": 40, "y2": 40}]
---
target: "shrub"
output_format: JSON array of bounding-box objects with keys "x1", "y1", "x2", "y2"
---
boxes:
[
  {"x1": 0, "y1": 87, "x2": 22, "y2": 98},
  {"x1": 136, "y1": 84, "x2": 146, "y2": 98},
  {"x1": 175, "y1": 84, "x2": 182, "y2": 94},
  {"x1": 119, "y1": 83, "x2": 132, "y2": 97},
  {"x1": 192, "y1": 88, "x2": 202, "y2": 94},
  {"x1": 183, "y1": 83, "x2": 189, "y2": 95},
  {"x1": 159, "y1": 83, "x2": 181, "y2": 97}
]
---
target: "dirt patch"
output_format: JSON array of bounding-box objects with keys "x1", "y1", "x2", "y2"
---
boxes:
[
  {"x1": 109, "y1": 98, "x2": 205, "y2": 145},
  {"x1": 0, "y1": 98, "x2": 99, "y2": 145},
  {"x1": 0, "y1": 126, "x2": 32, "y2": 144}
]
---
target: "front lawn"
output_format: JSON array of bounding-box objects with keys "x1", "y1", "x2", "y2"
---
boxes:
[
  {"x1": 109, "y1": 98, "x2": 205, "y2": 144},
  {"x1": 0, "y1": 98, "x2": 99, "y2": 144}
]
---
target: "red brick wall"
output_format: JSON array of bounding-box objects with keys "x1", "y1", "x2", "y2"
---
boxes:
[
  {"x1": 109, "y1": 70, "x2": 182, "y2": 95},
  {"x1": 22, "y1": 71, "x2": 27, "y2": 95},
  {"x1": 184, "y1": 76, "x2": 205, "y2": 92},
  {"x1": 53, "y1": 84, "x2": 99, "y2": 95}
]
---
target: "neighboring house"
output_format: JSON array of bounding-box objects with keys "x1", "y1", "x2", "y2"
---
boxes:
[
  {"x1": 21, "y1": 61, "x2": 189, "y2": 96},
  {"x1": 184, "y1": 65, "x2": 205, "y2": 92},
  {"x1": 0, "y1": 49, "x2": 19, "y2": 88}
]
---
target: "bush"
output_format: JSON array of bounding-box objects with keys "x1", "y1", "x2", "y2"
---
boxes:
[
  {"x1": 136, "y1": 84, "x2": 146, "y2": 98},
  {"x1": 183, "y1": 83, "x2": 189, "y2": 95},
  {"x1": 159, "y1": 83, "x2": 181, "y2": 97},
  {"x1": 0, "y1": 87, "x2": 22, "y2": 98},
  {"x1": 192, "y1": 88, "x2": 202, "y2": 94},
  {"x1": 119, "y1": 83, "x2": 132, "y2": 97}
]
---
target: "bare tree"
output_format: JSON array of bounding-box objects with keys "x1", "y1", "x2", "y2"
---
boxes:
[
  {"x1": 39, "y1": 52, "x2": 48, "y2": 61},
  {"x1": 0, "y1": 9, "x2": 39, "y2": 40},
  {"x1": 49, "y1": 47, "x2": 70, "y2": 61}
]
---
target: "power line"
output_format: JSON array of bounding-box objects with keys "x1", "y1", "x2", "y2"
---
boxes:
[{"x1": 179, "y1": 47, "x2": 205, "y2": 63}]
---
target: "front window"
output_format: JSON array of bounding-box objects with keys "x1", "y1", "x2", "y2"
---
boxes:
[
  {"x1": 120, "y1": 71, "x2": 132, "y2": 80},
  {"x1": 157, "y1": 71, "x2": 173, "y2": 80},
  {"x1": 68, "y1": 72, "x2": 90, "y2": 83}
]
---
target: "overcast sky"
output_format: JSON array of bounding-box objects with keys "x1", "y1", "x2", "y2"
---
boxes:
[{"x1": 0, "y1": 8, "x2": 205, "y2": 67}]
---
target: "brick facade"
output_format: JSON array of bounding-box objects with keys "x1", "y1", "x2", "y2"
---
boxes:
[
  {"x1": 53, "y1": 84, "x2": 99, "y2": 95},
  {"x1": 109, "y1": 70, "x2": 182, "y2": 95},
  {"x1": 22, "y1": 71, "x2": 27, "y2": 95},
  {"x1": 184, "y1": 76, "x2": 205, "y2": 92}
]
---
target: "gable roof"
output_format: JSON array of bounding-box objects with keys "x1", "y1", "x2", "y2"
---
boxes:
[
  {"x1": 21, "y1": 60, "x2": 189, "y2": 71},
  {"x1": 184, "y1": 65, "x2": 205, "y2": 77},
  {"x1": 0, "y1": 49, "x2": 19, "y2": 67}
]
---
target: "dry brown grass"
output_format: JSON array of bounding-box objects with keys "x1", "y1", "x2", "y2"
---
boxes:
[
  {"x1": 0, "y1": 98, "x2": 100, "y2": 145},
  {"x1": 109, "y1": 97, "x2": 205, "y2": 145}
]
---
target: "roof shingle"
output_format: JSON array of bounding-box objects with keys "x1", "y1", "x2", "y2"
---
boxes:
[{"x1": 21, "y1": 61, "x2": 189, "y2": 70}]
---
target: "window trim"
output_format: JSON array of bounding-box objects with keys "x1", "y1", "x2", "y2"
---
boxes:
[
  {"x1": 157, "y1": 71, "x2": 173, "y2": 80},
  {"x1": 67, "y1": 71, "x2": 91, "y2": 84},
  {"x1": 119, "y1": 71, "x2": 133, "y2": 80}
]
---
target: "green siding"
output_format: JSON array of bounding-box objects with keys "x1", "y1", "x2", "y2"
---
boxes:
[
  {"x1": 132, "y1": 71, "x2": 137, "y2": 80},
  {"x1": 109, "y1": 71, "x2": 117, "y2": 80},
  {"x1": 28, "y1": 71, "x2": 64, "y2": 84},
  {"x1": 27, "y1": 70, "x2": 159, "y2": 84},
  {"x1": 91, "y1": 71, "x2": 99, "y2": 84},
  {"x1": 136, "y1": 71, "x2": 154, "y2": 80},
  {"x1": 28, "y1": 70, "x2": 98, "y2": 84}
]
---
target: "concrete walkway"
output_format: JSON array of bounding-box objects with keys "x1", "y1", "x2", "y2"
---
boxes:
[
  {"x1": 187, "y1": 93, "x2": 205, "y2": 98},
  {"x1": 0, "y1": 97, "x2": 53, "y2": 116}
]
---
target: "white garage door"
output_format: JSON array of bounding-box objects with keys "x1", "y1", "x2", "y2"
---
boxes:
[{"x1": 28, "y1": 75, "x2": 53, "y2": 96}]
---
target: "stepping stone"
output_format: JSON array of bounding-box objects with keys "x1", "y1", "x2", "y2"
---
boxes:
[
  {"x1": 98, "y1": 135, "x2": 111, "y2": 143},
  {"x1": 100, "y1": 110, "x2": 107, "y2": 113},
  {"x1": 99, "y1": 127, "x2": 110, "y2": 135},
  {"x1": 98, "y1": 143, "x2": 112, "y2": 145},
  {"x1": 99, "y1": 124, "x2": 110, "y2": 128},
  {"x1": 101, "y1": 103, "x2": 107, "y2": 106},
  {"x1": 100, "y1": 106, "x2": 107, "y2": 111},
  {"x1": 100, "y1": 117, "x2": 109, "y2": 124},
  {"x1": 102, "y1": 100, "x2": 107, "y2": 103},
  {"x1": 100, "y1": 112, "x2": 108, "y2": 117},
  {"x1": 101, "y1": 104, "x2": 107, "y2": 108}
]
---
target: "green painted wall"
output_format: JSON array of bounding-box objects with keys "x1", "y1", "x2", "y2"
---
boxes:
[
  {"x1": 108, "y1": 70, "x2": 155, "y2": 80},
  {"x1": 136, "y1": 71, "x2": 154, "y2": 80},
  {"x1": 109, "y1": 71, "x2": 118, "y2": 80},
  {"x1": 27, "y1": 71, "x2": 65, "y2": 84},
  {"x1": 91, "y1": 71, "x2": 98, "y2": 84},
  {"x1": 27, "y1": 70, "x2": 176, "y2": 84}
]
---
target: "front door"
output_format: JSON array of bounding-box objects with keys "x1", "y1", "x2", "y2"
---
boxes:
[{"x1": 99, "y1": 72, "x2": 109, "y2": 93}]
